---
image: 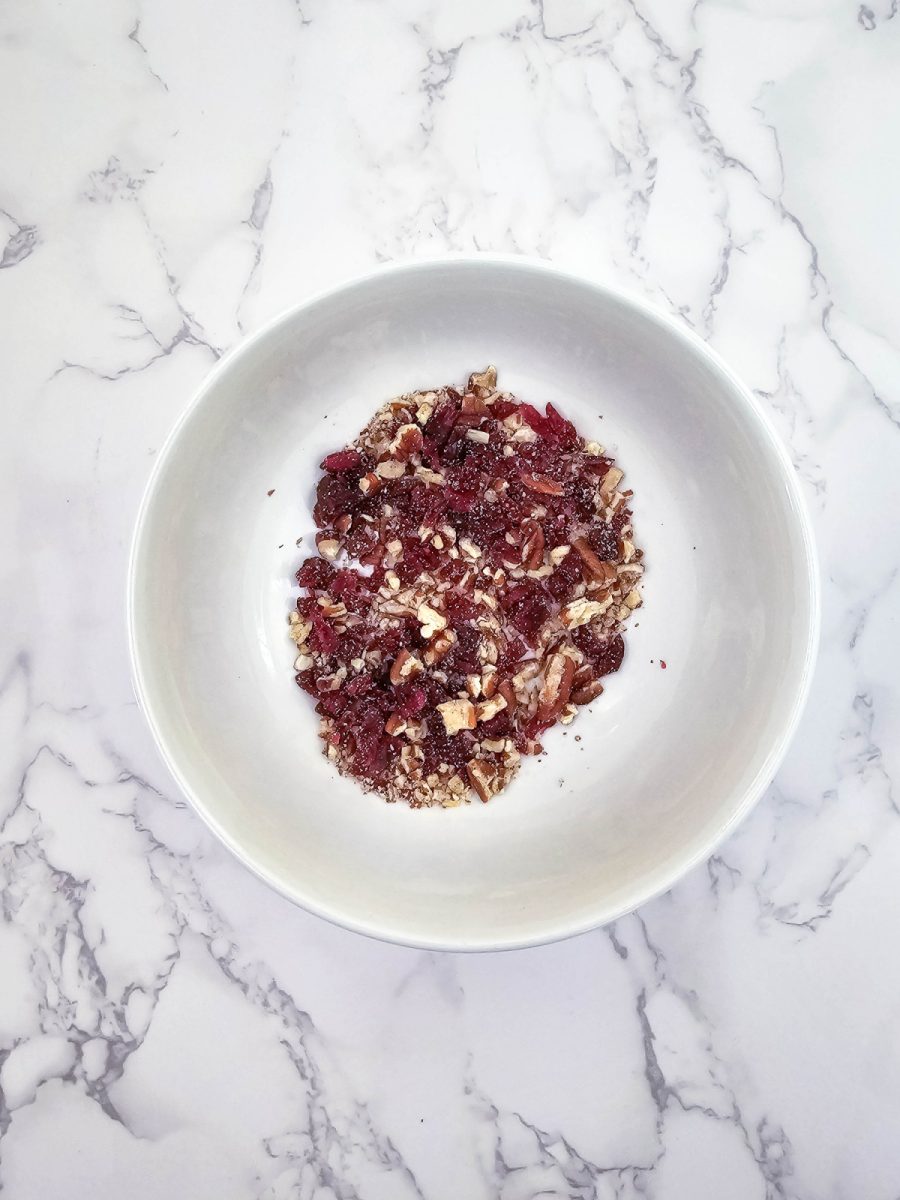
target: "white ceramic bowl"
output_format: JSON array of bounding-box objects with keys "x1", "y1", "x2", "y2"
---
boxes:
[{"x1": 128, "y1": 257, "x2": 818, "y2": 950}]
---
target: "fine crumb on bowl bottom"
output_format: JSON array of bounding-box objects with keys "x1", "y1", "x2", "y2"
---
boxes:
[{"x1": 289, "y1": 366, "x2": 644, "y2": 808}]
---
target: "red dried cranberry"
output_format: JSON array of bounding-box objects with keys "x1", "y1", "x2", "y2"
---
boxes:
[
  {"x1": 308, "y1": 609, "x2": 338, "y2": 655},
  {"x1": 572, "y1": 629, "x2": 625, "y2": 676},
  {"x1": 490, "y1": 398, "x2": 518, "y2": 418},
  {"x1": 345, "y1": 673, "x2": 372, "y2": 698},
  {"x1": 545, "y1": 403, "x2": 578, "y2": 448},
  {"x1": 424, "y1": 401, "x2": 459, "y2": 452},
  {"x1": 320, "y1": 449, "x2": 362, "y2": 472},
  {"x1": 296, "y1": 557, "x2": 336, "y2": 591},
  {"x1": 589, "y1": 523, "x2": 619, "y2": 562},
  {"x1": 446, "y1": 487, "x2": 476, "y2": 512},
  {"x1": 313, "y1": 475, "x2": 359, "y2": 526},
  {"x1": 295, "y1": 668, "x2": 318, "y2": 697},
  {"x1": 479, "y1": 710, "x2": 512, "y2": 739},
  {"x1": 520, "y1": 403, "x2": 549, "y2": 435},
  {"x1": 395, "y1": 683, "x2": 427, "y2": 718},
  {"x1": 504, "y1": 583, "x2": 553, "y2": 644}
]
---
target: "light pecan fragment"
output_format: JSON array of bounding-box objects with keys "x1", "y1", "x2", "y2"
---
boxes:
[
  {"x1": 417, "y1": 602, "x2": 448, "y2": 639},
  {"x1": 375, "y1": 458, "x2": 407, "y2": 479},
  {"x1": 389, "y1": 423, "x2": 424, "y2": 460},
  {"x1": 468, "y1": 365, "x2": 497, "y2": 392},
  {"x1": 537, "y1": 650, "x2": 577, "y2": 721},
  {"x1": 481, "y1": 665, "x2": 498, "y2": 697},
  {"x1": 461, "y1": 392, "x2": 490, "y2": 417},
  {"x1": 476, "y1": 695, "x2": 507, "y2": 723},
  {"x1": 385, "y1": 713, "x2": 407, "y2": 735},
  {"x1": 497, "y1": 678, "x2": 517, "y2": 710},
  {"x1": 466, "y1": 759, "x2": 502, "y2": 803},
  {"x1": 560, "y1": 596, "x2": 612, "y2": 628},
  {"x1": 572, "y1": 677, "x2": 604, "y2": 705},
  {"x1": 521, "y1": 519, "x2": 545, "y2": 571},
  {"x1": 389, "y1": 649, "x2": 424, "y2": 685},
  {"x1": 437, "y1": 699, "x2": 477, "y2": 735},
  {"x1": 424, "y1": 627, "x2": 456, "y2": 666},
  {"x1": 600, "y1": 466, "x2": 624, "y2": 497}
]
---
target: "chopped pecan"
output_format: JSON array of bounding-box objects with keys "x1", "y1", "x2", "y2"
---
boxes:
[
  {"x1": 417, "y1": 602, "x2": 448, "y2": 639},
  {"x1": 316, "y1": 536, "x2": 340, "y2": 560},
  {"x1": 476, "y1": 695, "x2": 507, "y2": 722},
  {"x1": 437, "y1": 699, "x2": 477, "y2": 735},
  {"x1": 573, "y1": 536, "x2": 615, "y2": 581},
  {"x1": 375, "y1": 458, "x2": 407, "y2": 479},
  {"x1": 467, "y1": 365, "x2": 497, "y2": 392},
  {"x1": 466, "y1": 759, "x2": 502, "y2": 802},
  {"x1": 537, "y1": 650, "x2": 576, "y2": 721},
  {"x1": 389, "y1": 423, "x2": 424, "y2": 460},
  {"x1": 389, "y1": 649, "x2": 423, "y2": 685},
  {"x1": 461, "y1": 391, "x2": 490, "y2": 416},
  {"x1": 560, "y1": 596, "x2": 611, "y2": 628},
  {"x1": 521, "y1": 519, "x2": 545, "y2": 571}
]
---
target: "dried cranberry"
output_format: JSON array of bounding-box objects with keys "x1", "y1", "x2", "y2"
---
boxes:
[
  {"x1": 313, "y1": 475, "x2": 359, "y2": 526},
  {"x1": 545, "y1": 548, "x2": 582, "y2": 600},
  {"x1": 446, "y1": 487, "x2": 476, "y2": 512},
  {"x1": 505, "y1": 583, "x2": 554, "y2": 644},
  {"x1": 345, "y1": 673, "x2": 372, "y2": 698},
  {"x1": 395, "y1": 683, "x2": 427, "y2": 718},
  {"x1": 308, "y1": 609, "x2": 339, "y2": 655},
  {"x1": 320, "y1": 449, "x2": 362, "y2": 472},
  {"x1": 589, "y1": 523, "x2": 619, "y2": 562},
  {"x1": 545, "y1": 403, "x2": 578, "y2": 448},
  {"x1": 424, "y1": 401, "x2": 459, "y2": 452},
  {"x1": 296, "y1": 557, "x2": 336, "y2": 591},
  {"x1": 572, "y1": 630, "x2": 625, "y2": 676}
]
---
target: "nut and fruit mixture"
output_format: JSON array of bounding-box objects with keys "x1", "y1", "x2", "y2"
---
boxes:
[{"x1": 289, "y1": 367, "x2": 643, "y2": 807}]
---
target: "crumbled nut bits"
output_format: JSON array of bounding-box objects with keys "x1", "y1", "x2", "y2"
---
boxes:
[{"x1": 289, "y1": 367, "x2": 643, "y2": 808}]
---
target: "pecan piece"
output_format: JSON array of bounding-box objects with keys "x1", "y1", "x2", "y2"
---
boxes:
[
  {"x1": 467, "y1": 365, "x2": 497, "y2": 392},
  {"x1": 389, "y1": 649, "x2": 423, "y2": 685},
  {"x1": 466, "y1": 759, "x2": 502, "y2": 803},
  {"x1": 571, "y1": 664, "x2": 604, "y2": 706},
  {"x1": 476, "y1": 695, "x2": 507, "y2": 723},
  {"x1": 560, "y1": 597, "x2": 612, "y2": 628},
  {"x1": 521, "y1": 519, "x2": 545, "y2": 571},
  {"x1": 437, "y1": 699, "x2": 477, "y2": 735},
  {"x1": 537, "y1": 650, "x2": 577, "y2": 721},
  {"x1": 461, "y1": 391, "x2": 490, "y2": 416},
  {"x1": 573, "y1": 536, "x2": 616, "y2": 582},
  {"x1": 389, "y1": 423, "x2": 424, "y2": 460}
]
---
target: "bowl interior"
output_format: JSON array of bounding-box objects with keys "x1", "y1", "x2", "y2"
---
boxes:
[{"x1": 130, "y1": 260, "x2": 816, "y2": 949}]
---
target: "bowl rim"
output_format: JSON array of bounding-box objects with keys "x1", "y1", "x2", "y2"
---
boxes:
[{"x1": 127, "y1": 252, "x2": 821, "y2": 952}]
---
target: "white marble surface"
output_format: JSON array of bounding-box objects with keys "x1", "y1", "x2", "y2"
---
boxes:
[{"x1": 3, "y1": 0, "x2": 900, "y2": 1195}]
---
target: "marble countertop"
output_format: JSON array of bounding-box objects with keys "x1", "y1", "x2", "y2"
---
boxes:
[{"x1": 3, "y1": 1, "x2": 900, "y2": 1196}]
